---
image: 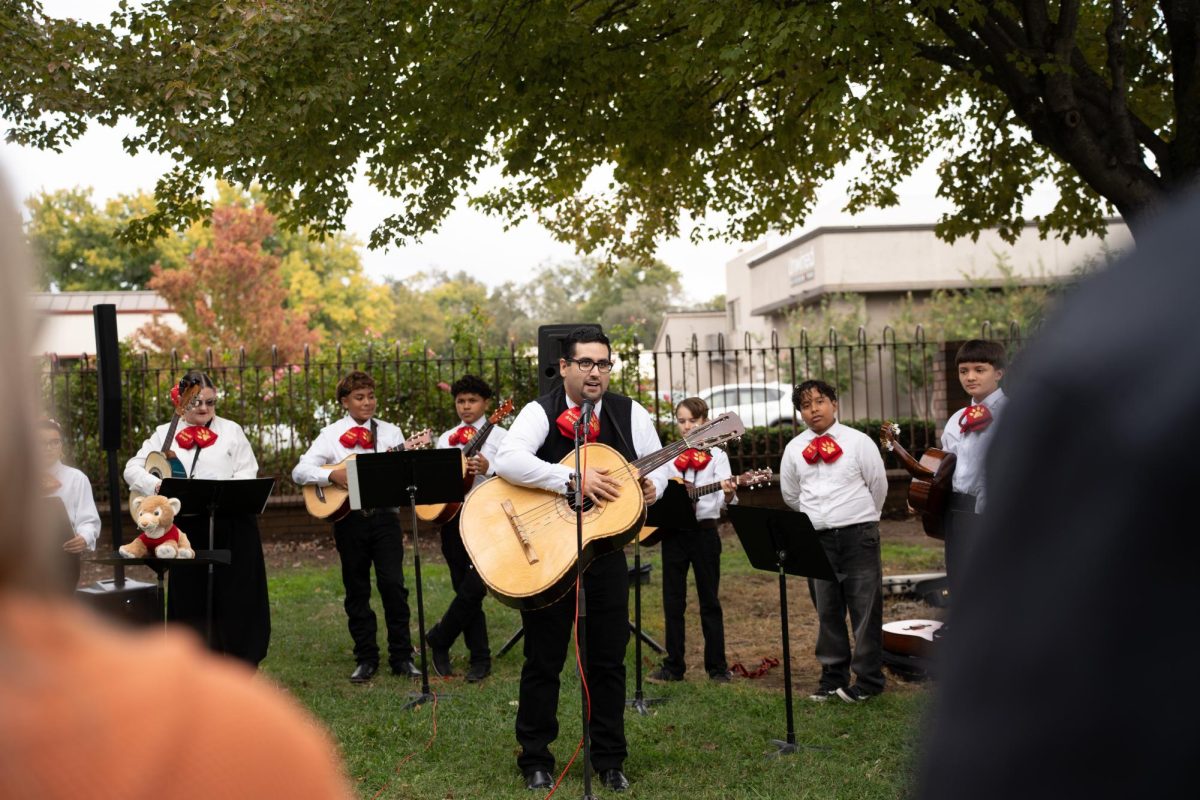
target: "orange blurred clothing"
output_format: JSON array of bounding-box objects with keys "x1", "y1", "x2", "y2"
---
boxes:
[{"x1": 0, "y1": 593, "x2": 352, "y2": 799}]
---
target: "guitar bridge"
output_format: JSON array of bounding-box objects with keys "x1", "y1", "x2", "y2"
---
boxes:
[{"x1": 502, "y1": 500, "x2": 539, "y2": 565}]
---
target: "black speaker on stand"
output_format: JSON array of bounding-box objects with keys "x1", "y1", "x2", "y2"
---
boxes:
[
  {"x1": 76, "y1": 304, "x2": 157, "y2": 622},
  {"x1": 536, "y1": 323, "x2": 603, "y2": 396}
]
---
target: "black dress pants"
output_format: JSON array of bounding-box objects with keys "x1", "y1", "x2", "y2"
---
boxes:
[
  {"x1": 427, "y1": 515, "x2": 490, "y2": 666},
  {"x1": 660, "y1": 523, "x2": 727, "y2": 677},
  {"x1": 333, "y1": 511, "x2": 413, "y2": 668},
  {"x1": 168, "y1": 513, "x2": 271, "y2": 667},
  {"x1": 516, "y1": 550, "x2": 630, "y2": 775}
]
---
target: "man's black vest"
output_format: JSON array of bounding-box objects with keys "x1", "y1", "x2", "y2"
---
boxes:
[{"x1": 535, "y1": 386, "x2": 637, "y2": 466}]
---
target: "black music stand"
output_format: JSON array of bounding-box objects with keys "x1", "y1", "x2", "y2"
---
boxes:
[
  {"x1": 727, "y1": 505, "x2": 835, "y2": 757},
  {"x1": 349, "y1": 448, "x2": 465, "y2": 710},
  {"x1": 90, "y1": 551, "x2": 231, "y2": 626},
  {"x1": 160, "y1": 477, "x2": 275, "y2": 646}
]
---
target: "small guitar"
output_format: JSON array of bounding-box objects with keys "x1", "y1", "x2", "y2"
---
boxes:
[
  {"x1": 460, "y1": 412, "x2": 746, "y2": 610},
  {"x1": 415, "y1": 398, "x2": 515, "y2": 524},
  {"x1": 639, "y1": 468, "x2": 774, "y2": 546},
  {"x1": 880, "y1": 421, "x2": 956, "y2": 540},
  {"x1": 304, "y1": 428, "x2": 434, "y2": 522},
  {"x1": 129, "y1": 379, "x2": 204, "y2": 506}
]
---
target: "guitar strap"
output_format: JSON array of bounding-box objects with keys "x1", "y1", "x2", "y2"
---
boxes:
[
  {"x1": 370, "y1": 418, "x2": 378, "y2": 452},
  {"x1": 186, "y1": 419, "x2": 215, "y2": 479},
  {"x1": 601, "y1": 401, "x2": 636, "y2": 462}
]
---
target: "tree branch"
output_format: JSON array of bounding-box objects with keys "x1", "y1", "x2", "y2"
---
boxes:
[{"x1": 1104, "y1": 1, "x2": 1142, "y2": 166}]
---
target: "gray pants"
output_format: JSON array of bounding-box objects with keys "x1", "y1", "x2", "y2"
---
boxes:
[{"x1": 807, "y1": 521, "x2": 885, "y2": 694}]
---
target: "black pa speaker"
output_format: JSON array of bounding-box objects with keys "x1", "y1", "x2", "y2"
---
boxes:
[
  {"x1": 536, "y1": 323, "x2": 603, "y2": 397},
  {"x1": 93, "y1": 304, "x2": 122, "y2": 451}
]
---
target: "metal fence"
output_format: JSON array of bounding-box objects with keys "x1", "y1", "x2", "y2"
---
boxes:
[{"x1": 41, "y1": 325, "x2": 1022, "y2": 504}]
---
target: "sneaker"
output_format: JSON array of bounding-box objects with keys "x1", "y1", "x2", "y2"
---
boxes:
[
  {"x1": 708, "y1": 670, "x2": 732, "y2": 683},
  {"x1": 808, "y1": 686, "x2": 840, "y2": 702},
  {"x1": 835, "y1": 685, "x2": 874, "y2": 703},
  {"x1": 646, "y1": 667, "x2": 683, "y2": 684}
]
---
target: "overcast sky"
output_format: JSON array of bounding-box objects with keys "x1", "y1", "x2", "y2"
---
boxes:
[{"x1": 1, "y1": 0, "x2": 1060, "y2": 305}]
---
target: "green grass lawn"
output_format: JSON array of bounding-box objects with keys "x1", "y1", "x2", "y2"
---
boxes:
[{"x1": 262, "y1": 540, "x2": 930, "y2": 799}]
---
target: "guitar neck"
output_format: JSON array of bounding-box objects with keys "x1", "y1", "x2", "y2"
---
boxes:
[
  {"x1": 630, "y1": 438, "x2": 701, "y2": 478},
  {"x1": 463, "y1": 421, "x2": 493, "y2": 457},
  {"x1": 161, "y1": 413, "x2": 185, "y2": 453},
  {"x1": 687, "y1": 480, "x2": 725, "y2": 500}
]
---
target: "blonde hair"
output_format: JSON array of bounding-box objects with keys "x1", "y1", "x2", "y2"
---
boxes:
[{"x1": 0, "y1": 176, "x2": 52, "y2": 590}]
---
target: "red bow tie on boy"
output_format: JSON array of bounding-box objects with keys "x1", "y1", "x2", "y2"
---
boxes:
[
  {"x1": 449, "y1": 425, "x2": 477, "y2": 447},
  {"x1": 960, "y1": 403, "x2": 993, "y2": 433},
  {"x1": 674, "y1": 448, "x2": 712, "y2": 472},
  {"x1": 338, "y1": 426, "x2": 374, "y2": 449},
  {"x1": 175, "y1": 425, "x2": 218, "y2": 450},
  {"x1": 802, "y1": 434, "x2": 843, "y2": 464},
  {"x1": 557, "y1": 407, "x2": 600, "y2": 442}
]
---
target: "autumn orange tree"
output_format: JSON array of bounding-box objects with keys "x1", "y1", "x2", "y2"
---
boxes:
[{"x1": 135, "y1": 204, "x2": 318, "y2": 362}]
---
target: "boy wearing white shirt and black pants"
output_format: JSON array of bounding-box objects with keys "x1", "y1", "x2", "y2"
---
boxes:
[
  {"x1": 39, "y1": 418, "x2": 100, "y2": 590},
  {"x1": 780, "y1": 379, "x2": 887, "y2": 703},
  {"x1": 292, "y1": 371, "x2": 419, "y2": 683},
  {"x1": 426, "y1": 374, "x2": 506, "y2": 683}
]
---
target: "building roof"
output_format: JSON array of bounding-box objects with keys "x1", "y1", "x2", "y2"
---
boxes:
[
  {"x1": 746, "y1": 218, "x2": 1126, "y2": 269},
  {"x1": 31, "y1": 291, "x2": 171, "y2": 313}
]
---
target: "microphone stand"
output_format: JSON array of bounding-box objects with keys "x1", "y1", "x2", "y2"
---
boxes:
[{"x1": 573, "y1": 400, "x2": 598, "y2": 800}]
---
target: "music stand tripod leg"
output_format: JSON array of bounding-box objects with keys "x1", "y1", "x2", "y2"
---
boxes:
[
  {"x1": 403, "y1": 487, "x2": 446, "y2": 710},
  {"x1": 626, "y1": 539, "x2": 666, "y2": 715}
]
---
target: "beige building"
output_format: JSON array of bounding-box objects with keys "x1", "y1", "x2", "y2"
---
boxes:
[{"x1": 32, "y1": 291, "x2": 183, "y2": 358}]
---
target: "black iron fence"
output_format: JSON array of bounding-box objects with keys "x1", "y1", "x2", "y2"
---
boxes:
[{"x1": 41, "y1": 324, "x2": 1022, "y2": 504}]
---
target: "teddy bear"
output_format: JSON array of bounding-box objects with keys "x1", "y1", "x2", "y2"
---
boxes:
[{"x1": 119, "y1": 494, "x2": 195, "y2": 559}]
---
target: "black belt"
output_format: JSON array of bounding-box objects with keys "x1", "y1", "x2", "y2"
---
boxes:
[{"x1": 947, "y1": 492, "x2": 978, "y2": 513}]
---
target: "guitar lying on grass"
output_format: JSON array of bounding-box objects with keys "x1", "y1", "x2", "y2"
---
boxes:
[
  {"x1": 460, "y1": 412, "x2": 746, "y2": 610},
  {"x1": 303, "y1": 429, "x2": 434, "y2": 522},
  {"x1": 638, "y1": 468, "x2": 774, "y2": 546},
  {"x1": 880, "y1": 421, "x2": 956, "y2": 541},
  {"x1": 414, "y1": 398, "x2": 514, "y2": 525}
]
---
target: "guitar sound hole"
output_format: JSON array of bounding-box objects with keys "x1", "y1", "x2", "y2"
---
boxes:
[{"x1": 565, "y1": 494, "x2": 596, "y2": 513}]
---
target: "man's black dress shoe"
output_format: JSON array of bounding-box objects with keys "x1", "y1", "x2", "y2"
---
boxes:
[
  {"x1": 391, "y1": 660, "x2": 422, "y2": 679},
  {"x1": 597, "y1": 768, "x2": 630, "y2": 792},
  {"x1": 465, "y1": 662, "x2": 491, "y2": 683},
  {"x1": 524, "y1": 770, "x2": 553, "y2": 790},
  {"x1": 349, "y1": 662, "x2": 378, "y2": 683},
  {"x1": 430, "y1": 645, "x2": 453, "y2": 677}
]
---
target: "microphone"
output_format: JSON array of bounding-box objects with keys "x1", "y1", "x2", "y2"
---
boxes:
[{"x1": 579, "y1": 399, "x2": 596, "y2": 422}]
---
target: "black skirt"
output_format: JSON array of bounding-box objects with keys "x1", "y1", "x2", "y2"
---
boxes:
[{"x1": 167, "y1": 512, "x2": 271, "y2": 666}]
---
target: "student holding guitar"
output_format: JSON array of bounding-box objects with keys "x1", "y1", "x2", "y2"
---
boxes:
[
  {"x1": 123, "y1": 370, "x2": 269, "y2": 666},
  {"x1": 291, "y1": 370, "x2": 422, "y2": 684},
  {"x1": 424, "y1": 374, "x2": 510, "y2": 683},
  {"x1": 490, "y1": 327, "x2": 668, "y2": 793},
  {"x1": 647, "y1": 397, "x2": 736, "y2": 685}
]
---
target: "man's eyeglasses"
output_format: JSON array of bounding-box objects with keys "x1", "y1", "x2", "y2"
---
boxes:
[{"x1": 565, "y1": 358, "x2": 615, "y2": 374}]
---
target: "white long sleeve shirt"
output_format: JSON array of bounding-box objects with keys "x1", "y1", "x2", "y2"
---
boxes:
[
  {"x1": 435, "y1": 417, "x2": 507, "y2": 490},
  {"x1": 291, "y1": 415, "x2": 407, "y2": 487},
  {"x1": 48, "y1": 461, "x2": 101, "y2": 551},
  {"x1": 941, "y1": 387, "x2": 1007, "y2": 512},
  {"x1": 666, "y1": 446, "x2": 735, "y2": 521},
  {"x1": 124, "y1": 416, "x2": 259, "y2": 498},
  {"x1": 495, "y1": 396, "x2": 669, "y2": 501},
  {"x1": 780, "y1": 421, "x2": 887, "y2": 530}
]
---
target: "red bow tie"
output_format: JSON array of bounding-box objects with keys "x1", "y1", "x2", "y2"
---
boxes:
[
  {"x1": 557, "y1": 407, "x2": 600, "y2": 442},
  {"x1": 176, "y1": 425, "x2": 218, "y2": 450},
  {"x1": 449, "y1": 425, "x2": 477, "y2": 447},
  {"x1": 802, "y1": 434, "x2": 843, "y2": 464},
  {"x1": 673, "y1": 448, "x2": 712, "y2": 472},
  {"x1": 960, "y1": 403, "x2": 993, "y2": 433},
  {"x1": 338, "y1": 425, "x2": 374, "y2": 449}
]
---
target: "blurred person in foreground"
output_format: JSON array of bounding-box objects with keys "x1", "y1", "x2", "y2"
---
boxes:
[
  {"x1": 917, "y1": 192, "x2": 1200, "y2": 798},
  {"x1": 0, "y1": 177, "x2": 352, "y2": 799}
]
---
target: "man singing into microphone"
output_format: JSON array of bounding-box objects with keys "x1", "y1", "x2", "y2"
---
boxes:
[{"x1": 493, "y1": 327, "x2": 667, "y2": 793}]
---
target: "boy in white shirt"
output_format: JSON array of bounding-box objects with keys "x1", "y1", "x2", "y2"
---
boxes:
[
  {"x1": 39, "y1": 418, "x2": 100, "y2": 590},
  {"x1": 780, "y1": 379, "x2": 887, "y2": 703},
  {"x1": 648, "y1": 397, "x2": 736, "y2": 683}
]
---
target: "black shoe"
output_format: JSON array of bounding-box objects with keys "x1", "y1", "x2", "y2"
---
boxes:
[
  {"x1": 465, "y1": 662, "x2": 491, "y2": 683},
  {"x1": 647, "y1": 666, "x2": 683, "y2": 684},
  {"x1": 808, "y1": 686, "x2": 840, "y2": 702},
  {"x1": 709, "y1": 669, "x2": 732, "y2": 683},
  {"x1": 391, "y1": 660, "x2": 422, "y2": 679},
  {"x1": 349, "y1": 662, "x2": 378, "y2": 683},
  {"x1": 429, "y1": 642, "x2": 454, "y2": 677},
  {"x1": 597, "y1": 768, "x2": 630, "y2": 792},
  {"x1": 836, "y1": 685, "x2": 875, "y2": 703},
  {"x1": 524, "y1": 770, "x2": 553, "y2": 790}
]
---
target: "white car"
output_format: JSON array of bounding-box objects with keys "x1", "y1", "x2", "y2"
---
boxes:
[{"x1": 696, "y1": 382, "x2": 796, "y2": 428}]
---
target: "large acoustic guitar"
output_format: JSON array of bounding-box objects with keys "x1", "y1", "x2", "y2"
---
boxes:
[
  {"x1": 303, "y1": 428, "x2": 434, "y2": 522},
  {"x1": 414, "y1": 398, "x2": 514, "y2": 525},
  {"x1": 881, "y1": 422, "x2": 956, "y2": 540},
  {"x1": 638, "y1": 468, "x2": 774, "y2": 546},
  {"x1": 460, "y1": 412, "x2": 746, "y2": 610}
]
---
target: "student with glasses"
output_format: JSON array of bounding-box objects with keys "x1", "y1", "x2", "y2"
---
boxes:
[
  {"x1": 124, "y1": 370, "x2": 271, "y2": 667},
  {"x1": 38, "y1": 418, "x2": 100, "y2": 591}
]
